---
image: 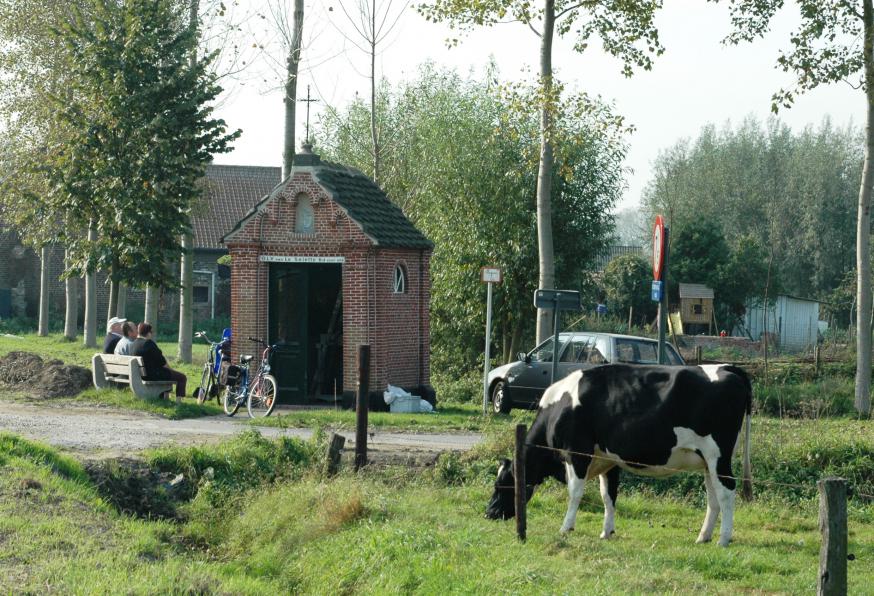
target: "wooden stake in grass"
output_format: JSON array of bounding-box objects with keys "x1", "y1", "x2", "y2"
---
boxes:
[
  {"x1": 817, "y1": 477, "x2": 847, "y2": 596},
  {"x1": 515, "y1": 423, "x2": 527, "y2": 542},
  {"x1": 355, "y1": 345, "x2": 370, "y2": 471},
  {"x1": 326, "y1": 432, "x2": 345, "y2": 477}
]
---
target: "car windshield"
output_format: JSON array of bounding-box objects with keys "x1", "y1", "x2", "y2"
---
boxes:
[{"x1": 616, "y1": 339, "x2": 683, "y2": 365}]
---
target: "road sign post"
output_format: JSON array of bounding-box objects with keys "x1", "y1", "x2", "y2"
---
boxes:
[
  {"x1": 482, "y1": 267, "x2": 502, "y2": 415},
  {"x1": 534, "y1": 289, "x2": 582, "y2": 384},
  {"x1": 652, "y1": 216, "x2": 669, "y2": 364}
]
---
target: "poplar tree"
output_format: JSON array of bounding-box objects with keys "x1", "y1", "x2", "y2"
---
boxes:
[
  {"x1": 420, "y1": 0, "x2": 664, "y2": 343},
  {"x1": 45, "y1": 0, "x2": 239, "y2": 300},
  {"x1": 720, "y1": 0, "x2": 873, "y2": 416}
]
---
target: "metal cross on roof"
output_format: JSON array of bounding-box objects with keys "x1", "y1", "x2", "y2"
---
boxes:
[{"x1": 298, "y1": 84, "x2": 319, "y2": 145}]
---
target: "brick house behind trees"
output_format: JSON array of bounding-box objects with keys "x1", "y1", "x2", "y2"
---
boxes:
[
  {"x1": 223, "y1": 147, "x2": 434, "y2": 407},
  {"x1": 0, "y1": 164, "x2": 280, "y2": 325}
]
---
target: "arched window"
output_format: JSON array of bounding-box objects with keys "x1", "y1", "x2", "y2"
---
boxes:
[
  {"x1": 393, "y1": 263, "x2": 407, "y2": 294},
  {"x1": 295, "y1": 194, "x2": 315, "y2": 234}
]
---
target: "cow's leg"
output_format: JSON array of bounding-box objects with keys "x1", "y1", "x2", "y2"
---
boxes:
[
  {"x1": 559, "y1": 459, "x2": 587, "y2": 534},
  {"x1": 713, "y1": 455, "x2": 737, "y2": 547},
  {"x1": 696, "y1": 470, "x2": 720, "y2": 544},
  {"x1": 599, "y1": 467, "x2": 619, "y2": 539}
]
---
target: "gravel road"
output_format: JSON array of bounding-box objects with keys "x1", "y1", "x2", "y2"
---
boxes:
[{"x1": 0, "y1": 401, "x2": 482, "y2": 457}]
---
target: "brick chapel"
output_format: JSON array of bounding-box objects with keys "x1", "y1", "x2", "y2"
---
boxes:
[{"x1": 222, "y1": 147, "x2": 434, "y2": 407}]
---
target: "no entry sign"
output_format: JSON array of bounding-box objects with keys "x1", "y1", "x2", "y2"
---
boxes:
[{"x1": 653, "y1": 215, "x2": 666, "y2": 281}]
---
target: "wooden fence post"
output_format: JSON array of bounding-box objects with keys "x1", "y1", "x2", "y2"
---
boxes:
[
  {"x1": 695, "y1": 345, "x2": 702, "y2": 365},
  {"x1": 355, "y1": 345, "x2": 371, "y2": 471},
  {"x1": 814, "y1": 345, "x2": 821, "y2": 377},
  {"x1": 515, "y1": 423, "x2": 527, "y2": 542},
  {"x1": 818, "y1": 477, "x2": 847, "y2": 596},
  {"x1": 326, "y1": 432, "x2": 345, "y2": 476}
]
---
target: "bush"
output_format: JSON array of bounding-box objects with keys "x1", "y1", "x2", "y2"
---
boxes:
[{"x1": 432, "y1": 369, "x2": 481, "y2": 404}]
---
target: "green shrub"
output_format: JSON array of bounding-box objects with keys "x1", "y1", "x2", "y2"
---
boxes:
[{"x1": 432, "y1": 369, "x2": 482, "y2": 404}]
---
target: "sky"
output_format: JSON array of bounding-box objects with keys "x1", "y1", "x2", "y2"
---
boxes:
[{"x1": 212, "y1": 0, "x2": 865, "y2": 212}]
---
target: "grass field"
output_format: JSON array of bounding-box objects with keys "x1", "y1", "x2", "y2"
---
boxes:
[
  {"x1": 0, "y1": 333, "x2": 221, "y2": 418},
  {"x1": 1, "y1": 418, "x2": 872, "y2": 594}
]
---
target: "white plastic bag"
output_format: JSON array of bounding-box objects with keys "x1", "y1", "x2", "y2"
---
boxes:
[
  {"x1": 418, "y1": 399, "x2": 434, "y2": 413},
  {"x1": 383, "y1": 384, "x2": 411, "y2": 405}
]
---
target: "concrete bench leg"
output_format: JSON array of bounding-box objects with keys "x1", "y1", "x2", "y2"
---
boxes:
[{"x1": 92, "y1": 354, "x2": 109, "y2": 390}]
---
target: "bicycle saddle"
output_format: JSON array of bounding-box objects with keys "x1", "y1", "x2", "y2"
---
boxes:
[{"x1": 239, "y1": 355, "x2": 254, "y2": 363}]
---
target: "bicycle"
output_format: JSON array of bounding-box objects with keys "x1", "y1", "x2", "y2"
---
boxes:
[
  {"x1": 193, "y1": 329, "x2": 231, "y2": 406},
  {"x1": 221, "y1": 337, "x2": 278, "y2": 418}
]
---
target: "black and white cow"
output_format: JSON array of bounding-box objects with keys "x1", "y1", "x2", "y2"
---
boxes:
[{"x1": 485, "y1": 364, "x2": 752, "y2": 547}]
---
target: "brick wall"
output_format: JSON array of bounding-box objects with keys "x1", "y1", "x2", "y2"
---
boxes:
[{"x1": 226, "y1": 171, "x2": 432, "y2": 399}]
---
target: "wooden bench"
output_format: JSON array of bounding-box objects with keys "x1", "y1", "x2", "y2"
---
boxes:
[{"x1": 92, "y1": 354, "x2": 179, "y2": 404}]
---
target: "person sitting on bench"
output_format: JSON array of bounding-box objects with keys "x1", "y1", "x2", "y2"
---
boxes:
[
  {"x1": 103, "y1": 317, "x2": 126, "y2": 354},
  {"x1": 131, "y1": 323, "x2": 187, "y2": 398},
  {"x1": 113, "y1": 321, "x2": 137, "y2": 356}
]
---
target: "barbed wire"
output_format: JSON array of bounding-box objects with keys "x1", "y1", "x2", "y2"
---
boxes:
[{"x1": 487, "y1": 442, "x2": 874, "y2": 500}]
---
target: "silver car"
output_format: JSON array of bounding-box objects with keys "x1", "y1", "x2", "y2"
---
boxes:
[{"x1": 486, "y1": 332, "x2": 685, "y2": 413}]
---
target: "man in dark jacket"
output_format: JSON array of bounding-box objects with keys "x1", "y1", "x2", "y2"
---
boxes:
[
  {"x1": 103, "y1": 317, "x2": 126, "y2": 354},
  {"x1": 131, "y1": 322, "x2": 187, "y2": 398}
]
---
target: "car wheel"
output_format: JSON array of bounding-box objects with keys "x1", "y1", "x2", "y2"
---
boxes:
[{"x1": 491, "y1": 381, "x2": 512, "y2": 414}]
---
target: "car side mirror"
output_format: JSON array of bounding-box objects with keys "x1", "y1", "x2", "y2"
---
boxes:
[{"x1": 518, "y1": 352, "x2": 530, "y2": 364}]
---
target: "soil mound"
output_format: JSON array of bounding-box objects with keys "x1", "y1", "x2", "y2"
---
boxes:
[{"x1": 0, "y1": 351, "x2": 92, "y2": 398}]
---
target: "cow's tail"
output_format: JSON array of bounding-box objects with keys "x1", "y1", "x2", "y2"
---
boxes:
[{"x1": 741, "y1": 387, "x2": 753, "y2": 502}]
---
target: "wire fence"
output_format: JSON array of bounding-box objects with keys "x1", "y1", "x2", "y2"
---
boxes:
[{"x1": 493, "y1": 441, "x2": 874, "y2": 501}]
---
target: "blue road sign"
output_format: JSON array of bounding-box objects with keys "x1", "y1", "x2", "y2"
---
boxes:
[{"x1": 651, "y1": 280, "x2": 664, "y2": 302}]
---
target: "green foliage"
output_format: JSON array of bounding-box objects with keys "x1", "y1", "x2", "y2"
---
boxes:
[
  {"x1": 419, "y1": 0, "x2": 664, "y2": 78},
  {"x1": 602, "y1": 253, "x2": 655, "y2": 325},
  {"x1": 35, "y1": 0, "x2": 237, "y2": 288},
  {"x1": 318, "y1": 65, "x2": 626, "y2": 375},
  {"x1": 642, "y1": 117, "x2": 857, "y2": 303},
  {"x1": 669, "y1": 222, "x2": 772, "y2": 328},
  {"x1": 721, "y1": 0, "x2": 867, "y2": 111}
]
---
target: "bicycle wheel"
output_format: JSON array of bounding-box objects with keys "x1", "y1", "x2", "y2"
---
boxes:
[
  {"x1": 247, "y1": 374, "x2": 277, "y2": 418},
  {"x1": 196, "y1": 365, "x2": 211, "y2": 405},
  {"x1": 222, "y1": 385, "x2": 241, "y2": 417}
]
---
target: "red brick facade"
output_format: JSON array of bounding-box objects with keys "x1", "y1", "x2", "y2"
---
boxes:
[{"x1": 225, "y1": 168, "x2": 432, "y2": 402}]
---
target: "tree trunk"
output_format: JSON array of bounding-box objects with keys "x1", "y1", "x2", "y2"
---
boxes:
[
  {"x1": 144, "y1": 284, "x2": 159, "y2": 328},
  {"x1": 508, "y1": 322, "x2": 523, "y2": 364},
  {"x1": 370, "y1": 0, "x2": 380, "y2": 184},
  {"x1": 534, "y1": 0, "x2": 556, "y2": 344},
  {"x1": 177, "y1": 0, "x2": 201, "y2": 364},
  {"x1": 37, "y1": 245, "x2": 50, "y2": 336},
  {"x1": 107, "y1": 278, "x2": 119, "y2": 323},
  {"x1": 856, "y1": 0, "x2": 874, "y2": 417},
  {"x1": 116, "y1": 283, "x2": 127, "y2": 318},
  {"x1": 64, "y1": 248, "x2": 78, "y2": 340},
  {"x1": 83, "y1": 223, "x2": 97, "y2": 348},
  {"x1": 282, "y1": 0, "x2": 304, "y2": 179},
  {"x1": 178, "y1": 232, "x2": 194, "y2": 362}
]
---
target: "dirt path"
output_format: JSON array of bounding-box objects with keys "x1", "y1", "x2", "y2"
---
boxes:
[{"x1": 0, "y1": 402, "x2": 482, "y2": 458}]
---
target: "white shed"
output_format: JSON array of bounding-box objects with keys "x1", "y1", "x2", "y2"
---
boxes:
[{"x1": 742, "y1": 294, "x2": 821, "y2": 352}]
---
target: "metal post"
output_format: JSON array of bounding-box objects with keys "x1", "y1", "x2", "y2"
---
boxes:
[
  {"x1": 658, "y1": 228, "x2": 670, "y2": 364},
  {"x1": 514, "y1": 423, "x2": 527, "y2": 542},
  {"x1": 355, "y1": 345, "x2": 370, "y2": 471},
  {"x1": 551, "y1": 297, "x2": 560, "y2": 384},
  {"x1": 817, "y1": 478, "x2": 847, "y2": 596},
  {"x1": 482, "y1": 281, "x2": 493, "y2": 415}
]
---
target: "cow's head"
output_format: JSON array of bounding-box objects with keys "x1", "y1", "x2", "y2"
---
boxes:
[{"x1": 485, "y1": 458, "x2": 518, "y2": 520}]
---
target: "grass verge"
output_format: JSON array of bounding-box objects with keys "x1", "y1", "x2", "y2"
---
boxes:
[
  {"x1": 0, "y1": 333, "x2": 217, "y2": 418},
  {"x1": 1, "y1": 416, "x2": 872, "y2": 593},
  {"x1": 255, "y1": 402, "x2": 528, "y2": 432}
]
